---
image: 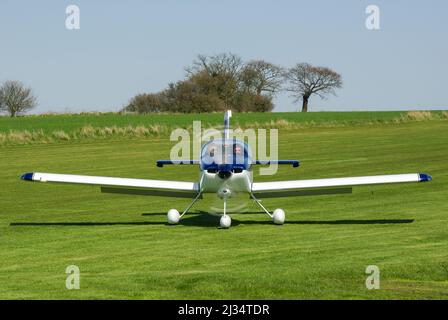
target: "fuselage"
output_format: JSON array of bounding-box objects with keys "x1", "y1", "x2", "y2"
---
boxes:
[{"x1": 198, "y1": 138, "x2": 253, "y2": 195}]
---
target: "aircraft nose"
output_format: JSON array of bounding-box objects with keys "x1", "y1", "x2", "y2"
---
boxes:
[
  {"x1": 218, "y1": 170, "x2": 232, "y2": 179},
  {"x1": 217, "y1": 164, "x2": 233, "y2": 179}
]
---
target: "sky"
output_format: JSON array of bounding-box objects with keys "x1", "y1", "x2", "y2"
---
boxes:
[{"x1": 0, "y1": 0, "x2": 447, "y2": 113}]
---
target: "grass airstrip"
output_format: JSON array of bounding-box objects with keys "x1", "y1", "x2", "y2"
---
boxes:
[{"x1": 0, "y1": 111, "x2": 447, "y2": 299}]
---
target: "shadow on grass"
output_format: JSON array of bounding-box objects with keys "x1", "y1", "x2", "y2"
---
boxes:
[
  {"x1": 141, "y1": 210, "x2": 265, "y2": 216},
  {"x1": 9, "y1": 221, "x2": 166, "y2": 226},
  {"x1": 258, "y1": 219, "x2": 414, "y2": 225},
  {"x1": 9, "y1": 214, "x2": 222, "y2": 228},
  {"x1": 10, "y1": 212, "x2": 414, "y2": 227}
]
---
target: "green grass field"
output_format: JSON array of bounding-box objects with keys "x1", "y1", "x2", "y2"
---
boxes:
[
  {"x1": 0, "y1": 111, "x2": 411, "y2": 133},
  {"x1": 4, "y1": 110, "x2": 447, "y2": 135},
  {"x1": 0, "y1": 112, "x2": 447, "y2": 299}
]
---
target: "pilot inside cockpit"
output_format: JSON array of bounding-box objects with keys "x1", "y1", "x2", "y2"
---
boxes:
[
  {"x1": 231, "y1": 143, "x2": 245, "y2": 165},
  {"x1": 202, "y1": 143, "x2": 219, "y2": 165},
  {"x1": 201, "y1": 140, "x2": 250, "y2": 170},
  {"x1": 233, "y1": 144, "x2": 243, "y2": 155},
  {"x1": 208, "y1": 144, "x2": 217, "y2": 157}
]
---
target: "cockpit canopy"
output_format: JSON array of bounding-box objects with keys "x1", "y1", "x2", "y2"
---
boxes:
[{"x1": 200, "y1": 139, "x2": 252, "y2": 172}]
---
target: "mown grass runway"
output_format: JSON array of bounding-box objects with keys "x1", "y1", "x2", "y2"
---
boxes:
[{"x1": 0, "y1": 113, "x2": 447, "y2": 299}]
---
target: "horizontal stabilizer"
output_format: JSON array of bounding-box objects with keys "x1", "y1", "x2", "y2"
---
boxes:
[
  {"x1": 156, "y1": 160, "x2": 200, "y2": 167},
  {"x1": 254, "y1": 160, "x2": 300, "y2": 167}
]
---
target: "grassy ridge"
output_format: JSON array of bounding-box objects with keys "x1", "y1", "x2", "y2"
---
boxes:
[
  {"x1": 3, "y1": 111, "x2": 448, "y2": 133},
  {"x1": 0, "y1": 118, "x2": 447, "y2": 299},
  {"x1": 0, "y1": 111, "x2": 447, "y2": 145},
  {"x1": 1, "y1": 111, "x2": 410, "y2": 133}
]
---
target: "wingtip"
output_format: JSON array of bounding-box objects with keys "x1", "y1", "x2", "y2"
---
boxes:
[
  {"x1": 21, "y1": 173, "x2": 34, "y2": 181},
  {"x1": 419, "y1": 173, "x2": 432, "y2": 182}
]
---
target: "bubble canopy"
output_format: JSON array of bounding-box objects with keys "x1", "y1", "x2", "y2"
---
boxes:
[{"x1": 200, "y1": 138, "x2": 252, "y2": 172}]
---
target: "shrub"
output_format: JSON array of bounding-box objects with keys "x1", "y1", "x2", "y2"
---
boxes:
[
  {"x1": 403, "y1": 111, "x2": 434, "y2": 121},
  {"x1": 52, "y1": 130, "x2": 70, "y2": 141}
]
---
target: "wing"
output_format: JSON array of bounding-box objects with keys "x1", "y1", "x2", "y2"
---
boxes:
[
  {"x1": 252, "y1": 173, "x2": 432, "y2": 198},
  {"x1": 21, "y1": 172, "x2": 199, "y2": 198}
]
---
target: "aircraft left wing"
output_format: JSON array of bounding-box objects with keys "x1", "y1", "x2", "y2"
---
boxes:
[
  {"x1": 252, "y1": 173, "x2": 432, "y2": 198},
  {"x1": 21, "y1": 172, "x2": 199, "y2": 198}
]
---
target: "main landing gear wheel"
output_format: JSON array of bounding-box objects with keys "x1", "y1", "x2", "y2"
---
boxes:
[
  {"x1": 272, "y1": 208, "x2": 285, "y2": 225},
  {"x1": 220, "y1": 215, "x2": 232, "y2": 228},
  {"x1": 250, "y1": 193, "x2": 285, "y2": 225},
  {"x1": 166, "y1": 192, "x2": 202, "y2": 225},
  {"x1": 167, "y1": 209, "x2": 180, "y2": 224}
]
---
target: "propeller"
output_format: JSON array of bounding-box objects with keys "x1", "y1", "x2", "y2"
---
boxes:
[{"x1": 208, "y1": 184, "x2": 250, "y2": 215}]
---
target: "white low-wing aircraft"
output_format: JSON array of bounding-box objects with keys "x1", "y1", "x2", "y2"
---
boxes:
[{"x1": 21, "y1": 111, "x2": 432, "y2": 228}]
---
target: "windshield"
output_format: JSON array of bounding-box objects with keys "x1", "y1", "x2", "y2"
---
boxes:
[{"x1": 200, "y1": 139, "x2": 251, "y2": 170}]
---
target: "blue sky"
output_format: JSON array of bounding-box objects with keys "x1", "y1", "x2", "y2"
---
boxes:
[{"x1": 0, "y1": 0, "x2": 447, "y2": 113}]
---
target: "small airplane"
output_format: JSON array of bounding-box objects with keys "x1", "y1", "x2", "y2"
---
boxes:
[{"x1": 21, "y1": 110, "x2": 432, "y2": 228}]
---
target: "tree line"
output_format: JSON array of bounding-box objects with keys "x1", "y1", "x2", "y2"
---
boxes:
[
  {"x1": 0, "y1": 53, "x2": 342, "y2": 117},
  {"x1": 123, "y1": 53, "x2": 342, "y2": 114}
]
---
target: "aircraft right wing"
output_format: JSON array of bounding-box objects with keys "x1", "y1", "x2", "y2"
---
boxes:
[{"x1": 251, "y1": 173, "x2": 432, "y2": 198}]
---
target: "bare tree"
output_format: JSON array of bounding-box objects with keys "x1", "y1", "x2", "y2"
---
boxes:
[
  {"x1": 240, "y1": 60, "x2": 284, "y2": 96},
  {"x1": 185, "y1": 53, "x2": 244, "y2": 108},
  {"x1": 285, "y1": 63, "x2": 342, "y2": 112},
  {"x1": 186, "y1": 52, "x2": 243, "y2": 79},
  {"x1": 0, "y1": 80, "x2": 37, "y2": 117}
]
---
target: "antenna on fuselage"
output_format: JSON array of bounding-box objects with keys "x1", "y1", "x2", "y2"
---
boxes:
[{"x1": 224, "y1": 110, "x2": 232, "y2": 140}]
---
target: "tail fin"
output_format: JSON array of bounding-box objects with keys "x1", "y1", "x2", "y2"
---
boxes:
[{"x1": 224, "y1": 110, "x2": 232, "y2": 139}]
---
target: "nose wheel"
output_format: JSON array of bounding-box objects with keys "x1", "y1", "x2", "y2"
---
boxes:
[{"x1": 220, "y1": 215, "x2": 231, "y2": 228}]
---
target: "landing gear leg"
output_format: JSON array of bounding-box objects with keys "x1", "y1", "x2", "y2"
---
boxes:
[
  {"x1": 220, "y1": 197, "x2": 232, "y2": 228},
  {"x1": 167, "y1": 192, "x2": 202, "y2": 224},
  {"x1": 250, "y1": 193, "x2": 285, "y2": 225}
]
